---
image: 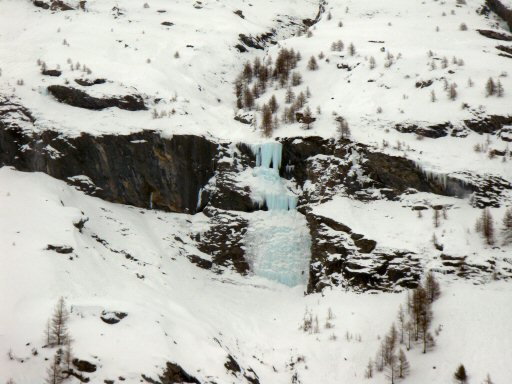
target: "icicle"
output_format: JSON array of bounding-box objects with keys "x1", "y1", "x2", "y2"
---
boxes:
[
  {"x1": 249, "y1": 141, "x2": 296, "y2": 211},
  {"x1": 196, "y1": 188, "x2": 203, "y2": 210},
  {"x1": 149, "y1": 192, "x2": 153, "y2": 210}
]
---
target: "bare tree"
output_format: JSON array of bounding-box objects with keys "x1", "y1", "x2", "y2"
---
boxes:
[
  {"x1": 369, "y1": 56, "x2": 376, "y2": 69},
  {"x1": 475, "y1": 208, "x2": 495, "y2": 246},
  {"x1": 483, "y1": 373, "x2": 495, "y2": 384},
  {"x1": 397, "y1": 305, "x2": 405, "y2": 344},
  {"x1": 336, "y1": 116, "x2": 350, "y2": 139},
  {"x1": 348, "y1": 43, "x2": 356, "y2": 56},
  {"x1": 45, "y1": 353, "x2": 64, "y2": 384},
  {"x1": 50, "y1": 297, "x2": 70, "y2": 347},
  {"x1": 397, "y1": 349, "x2": 410, "y2": 378},
  {"x1": 365, "y1": 358, "x2": 373, "y2": 378},
  {"x1": 243, "y1": 87, "x2": 254, "y2": 110},
  {"x1": 385, "y1": 353, "x2": 398, "y2": 384},
  {"x1": 424, "y1": 270, "x2": 441, "y2": 303},
  {"x1": 497, "y1": 79, "x2": 504, "y2": 97},
  {"x1": 448, "y1": 83, "x2": 457, "y2": 100},
  {"x1": 261, "y1": 104, "x2": 273, "y2": 137},
  {"x1": 302, "y1": 106, "x2": 314, "y2": 129},
  {"x1": 502, "y1": 207, "x2": 512, "y2": 245},
  {"x1": 433, "y1": 208, "x2": 440, "y2": 228},
  {"x1": 269, "y1": 94, "x2": 279, "y2": 113},
  {"x1": 307, "y1": 56, "x2": 318, "y2": 70},
  {"x1": 285, "y1": 87, "x2": 295, "y2": 104},
  {"x1": 63, "y1": 338, "x2": 73, "y2": 373},
  {"x1": 486, "y1": 78, "x2": 496, "y2": 97}
]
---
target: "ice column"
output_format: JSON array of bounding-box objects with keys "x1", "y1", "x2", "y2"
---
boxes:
[
  {"x1": 250, "y1": 142, "x2": 297, "y2": 211},
  {"x1": 246, "y1": 141, "x2": 311, "y2": 286}
]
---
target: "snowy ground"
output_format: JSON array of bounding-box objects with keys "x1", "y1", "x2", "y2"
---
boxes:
[
  {"x1": 1, "y1": 168, "x2": 512, "y2": 384},
  {"x1": 2, "y1": 0, "x2": 512, "y2": 382}
]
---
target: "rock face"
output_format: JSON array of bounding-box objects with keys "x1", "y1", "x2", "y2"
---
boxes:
[
  {"x1": 280, "y1": 136, "x2": 453, "y2": 203},
  {"x1": 153, "y1": 362, "x2": 201, "y2": 384},
  {"x1": 47, "y1": 85, "x2": 147, "y2": 111},
  {"x1": 196, "y1": 208, "x2": 250, "y2": 275},
  {"x1": 2, "y1": 96, "x2": 509, "y2": 292},
  {"x1": 303, "y1": 210, "x2": 421, "y2": 293},
  {"x1": 0, "y1": 124, "x2": 217, "y2": 214}
]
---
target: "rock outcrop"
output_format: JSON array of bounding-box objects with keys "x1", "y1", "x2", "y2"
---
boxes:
[
  {"x1": 47, "y1": 85, "x2": 147, "y2": 111},
  {"x1": 303, "y1": 210, "x2": 422, "y2": 293},
  {"x1": 0, "y1": 123, "x2": 217, "y2": 214}
]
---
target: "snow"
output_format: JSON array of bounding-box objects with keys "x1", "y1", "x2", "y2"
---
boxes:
[
  {"x1": 0, "y1": 168, "x2": 511, "y2": 383},
  {"x1": 1, "y1": 0, "x2": 512, "y2": 382}
]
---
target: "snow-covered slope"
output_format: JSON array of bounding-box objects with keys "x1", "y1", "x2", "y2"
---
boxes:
[
  {"x1": 1, "y1": 167, "x2": 511, "y2": 384},
  {"x1": 2, "y1": 0, "x2": 512, "y2": 383}
]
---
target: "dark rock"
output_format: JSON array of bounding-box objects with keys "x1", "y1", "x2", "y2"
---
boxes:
[
  {"x1": 477, "y1": 29, "x2": 512, "y2": 41},
  {"x1": 73, "y1": 359, "x2": 97, "y2": 373},
  {"x1": 65, "y1": 369, "x2": 90, "y2": 383},
  {"x1": 196, "y1": 208, "x2": 250, "y2": 274},
  {"x1": 152, "y1": 362, "x2": 201, "y2": 384},
  {"x1": 204, "y1": 145, "x2": 258, "y2": 212},
  {"x1": 74, "y1": 78, "x2": 106, "y2": 86},
  {"x1": 46, "y1": 244, "x2": 73, "y2": 254},
  {"x1": 415, "y1": 80, "x2": 433, "y2": 88},
  {"x1": 42, "y1": 69, "x2": 62, "y2": 77},
  {"x1": 496, "y1": 44, "x2": 512, "y2": 55},
  {"x1": 100, "y1": 311, "x2": 127, "y2": 324},
  {"x1": 51, "y1": 0, "x2": 74, "y2": 10},
  {"x1": 186, "y1": 254, "x2": 213, "y2": 270},
  {"x1": 225, "y1": 355, "x2": 241, "y2": 374},
  {"x1": 485, "y1": 0, "x2": 512, "y2": 31},
  {"x1": 452, "y1": 171, "x2": 512, "y2": 208},
  {"x1": 48, "y1": 85, "x2": 146, "y2": 111},
  {"x1": 238, "y1": 31, "x2": 276, "y2": 51},
  {"x1": 303, "y1": 1, "x2": 325, "y2": 27},
  {"x1": 353, "y1": 238, "x2": 377, "y2": 254},
  {"x1": 464, "y1": 115, "x2": 512, "y2": 134},
  {"x1": 395, "y1": 122, "x2": 451, "y2": 138},
  {"x1": 33, "y1": 1, "x2": 50, "y2": 9},
  {"x1": 235, "y1": 44, "x2": 248, "y2": 53},
  {"x1": 161, "y1": 21, "x2": 174, "y2": 26},
  {"x1": 73, "y1": 217, "x2": 89, "y2": 232},
  {"x1": 304, "y1": 211, "x2": 421, "y2": 293},
  {"x1": 238, "y1": 34, "x2": 265, "y2": 50},
  {"x1": 234, "y1": 10, "x2": 245, "y2": 19},
  {"x1": 295, "y1": 112, "x2": 316, "y2": 125},
  {"x1": 0, "y1": 105, "x2": 218, "y2": 213}
]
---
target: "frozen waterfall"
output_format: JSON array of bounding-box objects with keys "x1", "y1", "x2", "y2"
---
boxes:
[
  {"x1": 250, "y1": 142, "x2": 297, "y2": 211},
  {"x1": 246, "y1": 141, "x2": 311, "y2": 287}
]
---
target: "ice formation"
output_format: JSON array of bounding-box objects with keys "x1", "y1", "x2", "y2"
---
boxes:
[
  {"x1": 246, "y1": 142, "x2": 311, "y2": 286},
  {"x1": 250, "y1": 142, "x2": 297, "y2": 211},
  {"x1": 246, "y1": 211, "x2": 311, "y2": 287}
]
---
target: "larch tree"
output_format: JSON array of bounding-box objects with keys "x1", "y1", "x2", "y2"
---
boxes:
[
  {"x1": 336, "y1": 116, "x2": 350, "y2": 139},
  {"x1": 50, "y1": 297, "x2": 70, "y2": 347},
  {"x1": 269, "y1": 94, "x2": 279, "y2": 113},
  {"x1": 307, "y1": 55, "x2": 318, "y2": 70},
  {"x1": 424, "y1": 270, "x2": 441, "y2": 303},
  {"x1": 475, "y1": 208, "x2": 495, "y2": 246},
  {"x1": 503, "y1": 207, "x2": 512, "y2": 245},
  {"x1": 397, "y1": 349, "x2": 410, "y2": 379},
  {"x1": 261, "y1": 104, "x2": 273, "y2": 137},
  {"x1": 45, "y1": 353, "x2": 64, "y2": 384}
]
